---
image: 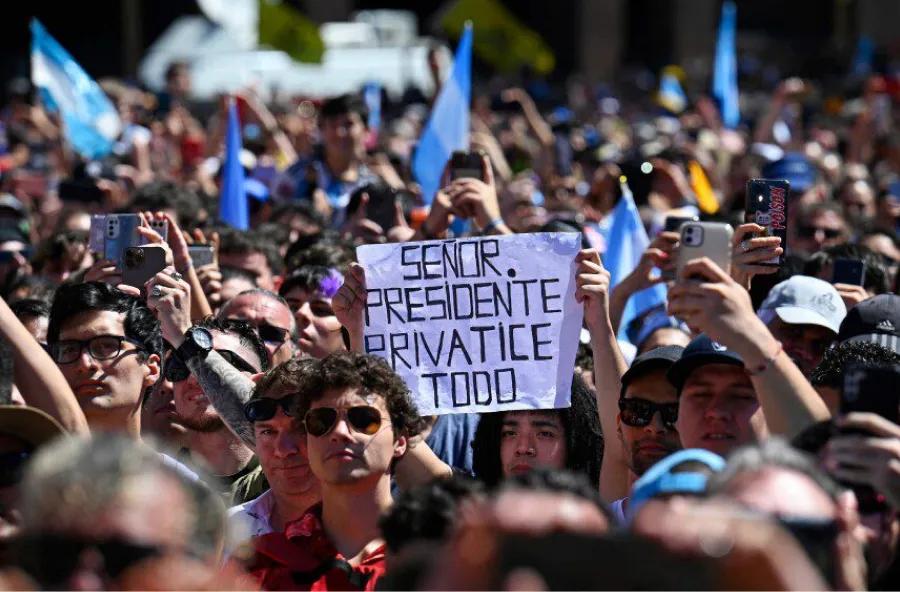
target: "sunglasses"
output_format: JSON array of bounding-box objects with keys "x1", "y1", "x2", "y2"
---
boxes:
[
  {"x1": 304, "y1": 406, "x2": 384, "y2": 438},
  {"x1": 798, "y1": 225, "x2": 843, "y2": 240},
  {"x1": 257, "y1": 323, "x2": 290, "y2": 345},
  {"x1": 619, "y1": 398, "x2": 679, "y2": 430},
  {"x1": 244, "y1": 394, "x2": 299, "y2": 422},
  {"x1": 165, "y1": 349, "x2": 258, "y2": 382},
  {"x1": 15, "y1": 533, "x2": 164, "y2": 584},
  {"x1": 0, "y1": 450, "x2": 30, "y2": 487}
]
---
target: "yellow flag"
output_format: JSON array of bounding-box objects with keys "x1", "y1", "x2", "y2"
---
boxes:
[
  {"x1": 440, "y1": 0, "x2": 555, "y2": 75},
  {"x1": 258, "y1": 0, "x2": 324, "y2": 64},
  {"x1": 688, "y1": 160, "x2": 719, "y2": 215}
]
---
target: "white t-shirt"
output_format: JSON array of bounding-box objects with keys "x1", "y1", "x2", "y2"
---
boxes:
[{"x1": 227, "y1": 488, "x2": 276, "y2": 555}]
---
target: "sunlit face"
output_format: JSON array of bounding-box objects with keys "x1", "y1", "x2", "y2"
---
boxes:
[
  {"x1": 794, "y1": 210, "x2": 848, "y2": 255},
  {"x1": 173, "y1": 331, "x2": 261, "y2": 433},
  {"x1": 618, "y1": 370, "x2": 682, "y2": 476},
  {"x1": 715, "y1": 467, "x2": 836, "y2": 520},
  {"x1": 141, "y1": 372, "x2": 186, "y2": 445},
  {"x1": 499, "y1": 410, "x2": 567, "y2": 478},
  {"x1": 221, "y1": 294, "x2": 295, "y2": 366},
  {"x1": 56, "y1": 311, "x2": 159, "y2": 433},
  {"x1": 306, "y1": 388, "x2": 405, "y2": 488},
  {"x1": 254, "y1": 396, "x2": 320, "y2": 501},
  {"x1": 676, "y1": 364, "x2": 767, "y2": 457},
  {"x1": 766, "y1": 317, "x2": 835, "y2": 376},
  {"x1": 218, "y1": 252, "x2": 274, "y2": 291},
  {"x1": 638, "y1": 328, "x2": 691, "y2": 355},
  {"x1": 322, "y1": 113, "x2": 366, "y2": 162},
  {"x1": 283, "y1": 286, "x2": 344, "y2": 360},
  {"x1": 20, "y1": 315, "x2": 48, "y2": 345}
]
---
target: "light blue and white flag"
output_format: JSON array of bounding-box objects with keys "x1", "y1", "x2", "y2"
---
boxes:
[
  {"x1": 30, "y1": 19, "x2": 121, "y2": 160},
  {"x1": 712, "y1": 1, "x2": 740, "y2": 129},
  {"x1": 605, "y1": 180, "x2": 668, "y2": 342},
  {"x1": 657, "y1": 71, "x2": 687, "y2": 114},
  {"x1": 413, "y1": 22, "x2": 473, "y2": 206}
]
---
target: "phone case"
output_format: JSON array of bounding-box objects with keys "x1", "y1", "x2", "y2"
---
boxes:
[
  {"x1": 832, "y1": 258, "x2": 865, "y2": 286},
  {"x1": 187, "y1": 245, "x2": 215, "y2": 268},
  {"x1": 746, "y1": 179, "x2": 789, "y2": 266},
  {"x1": 149, "y1": 219, "x2": 169, "y2": 243},
  {"x1": 676, "y1": 222, "x2": 734, "y2": 280},
  {"x1": 104, "y1": 214, "x2": 143, "y2": 264},
  {"x1": 122, "y1": 246, "x2": 168, "y2": 288},
  {"x1": 89, "y1": 215, "x2": 107, "y2": 254}
]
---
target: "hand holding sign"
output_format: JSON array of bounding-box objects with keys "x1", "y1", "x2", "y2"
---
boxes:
[
  {"x1": 333, "y1": 262, "x2": 367, "y2": 352},
  {"x1": 357, "y1": 233, "x2": 583, "y2": 415}
]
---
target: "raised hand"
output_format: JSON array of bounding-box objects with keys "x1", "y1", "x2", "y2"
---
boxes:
[
  {"x1": 731, "y1": 223, "x2": 782, "y2": 290},
  {"x1": 574, "y1": 249, "x2": 611, "y2": 333},
  {"x1": 333, "y1": 263, "x2": 366, "y2": 351}
]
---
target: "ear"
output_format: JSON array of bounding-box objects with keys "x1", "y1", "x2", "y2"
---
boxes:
[
  {"x1": 143, "y1": 353, "x2": 161, "y2": 390},
  {"x1": 615, "y1": 412, "x2": 623, "y2": 439},
  {"x1": 392, "y1": 433, "x2": 408, "y2": 459}
]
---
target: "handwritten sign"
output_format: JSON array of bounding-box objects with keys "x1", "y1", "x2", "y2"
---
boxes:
[{"x1": 357, "y1": 233, "x2": 584, "y2": 415}]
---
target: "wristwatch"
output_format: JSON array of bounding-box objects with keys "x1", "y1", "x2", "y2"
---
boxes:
[{"x1": 174, "y1": 327, "x2": 213, "y2": 364}]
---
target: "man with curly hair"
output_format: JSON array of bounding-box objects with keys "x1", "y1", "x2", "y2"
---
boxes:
[{"x1": 245, "y1": 351, "x2": 426, "y2": 590}]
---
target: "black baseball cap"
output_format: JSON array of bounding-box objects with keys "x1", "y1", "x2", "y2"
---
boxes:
[
  {"x1": 666, "y1": 334, "x2": 745, "y2": 392},
  {"x1": 838, "y1": 294, "x2": 900, "y2": 354},
  {"x1": 620, "y1": 345, "x2": 684, "y2": 398}
]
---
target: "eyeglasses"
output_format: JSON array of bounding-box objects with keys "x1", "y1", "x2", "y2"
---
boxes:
[
  {"x1": 618, "y1": 398, "x2": 679, "y2": 430},
  {"x1": 798, "y1": 225, "x2": 843, "y2": 240},
  {"x1": 244, "y1": 394, "x2": 299, "y2": 422},
  {"x1": 225, "y1": 317, "x2": 290, "y2": 345},
  {"x1": 0, "y1": 450, "x2": 30, "y2": 487},
  {"x1": 15, "y1": 533, "x2": 164, "y2": 585},
  {"x1": 165, "y1": 349, "x2": 258, "y2": 382},
  {"x1": 50, "y1": 335, "x2": 145, "y2": 365},
  {"x1": 304, "y1": 406, "x2": 384, "y2": 438}
]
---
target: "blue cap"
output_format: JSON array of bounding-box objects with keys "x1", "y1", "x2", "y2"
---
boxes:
[
  {"x1": 627, "y1": 449, "x2": 726, "y2": 520},
  {"x1": 244, "y1": 178, "x2": 270, "y2": 202},
  {"x1": 628, "y1": 305, "x2": 690, "y2": 347},
  {"x1": 761, "y1": 152, "x2": 817, "y2": 193},
  {"x1": 666, "y1": 334, "x2": 744, "y2": 391}
]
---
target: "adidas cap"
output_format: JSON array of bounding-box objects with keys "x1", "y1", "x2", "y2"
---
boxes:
[{"x1": 838, "y1": 294, "x2": 900, "y2": 354}]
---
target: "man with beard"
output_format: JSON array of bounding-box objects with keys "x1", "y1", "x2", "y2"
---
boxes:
[
  {"x1": 169, "y1": 317, "x2": 268, "y2": 498},
  {"x1": 609, "y1": 346, "x2": 684, "y2": 521}
]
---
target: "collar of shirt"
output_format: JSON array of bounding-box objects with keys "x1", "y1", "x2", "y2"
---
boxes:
[
  {"x1": 229, "y1": 488, "x2": 276, "y2": 539},
  {"x1": 285, "y1": 503, "x2": 386, "y2": 567}
]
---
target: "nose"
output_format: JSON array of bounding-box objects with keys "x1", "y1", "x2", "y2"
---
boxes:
[
  {"x1": 328, "y1": 415, "x2": 354, "y2": 443},
  {"x1": 514, "y1": 433, "x2": 536, "y2": 457},
  {"x1": 73, "y1": 348, "x2": 99, "y2": 376},
  {"x1": 643, "y1": 410, "x2": 667, "y2": 435},
  {"x1": 295, "y1": 304, "x2": 313, "y2": 329},
  {"x1": 274, "y1": 429, "x2": 300, "y2": 459},
  {"x1": 703, "y1": 395, "x2": 732, "y2": 423}
]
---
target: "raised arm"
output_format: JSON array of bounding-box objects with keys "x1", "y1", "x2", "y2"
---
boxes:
[
  {"x1": 608, "y1": 232, "x2": 678, "y2": 334},
  {"x1": 0, "y1": 296, "x2": 89, "y2": 434},
  {"x1": 575, "y1": 250, "x2": 631, "y2": 499},
  {"x1": 668, "y1": 258, "x2": 830, "y2": 437}
]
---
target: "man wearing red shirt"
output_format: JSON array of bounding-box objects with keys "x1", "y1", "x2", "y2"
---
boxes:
[{"x1": 245, "y1": 352, "x2": 426, "y2": 590}]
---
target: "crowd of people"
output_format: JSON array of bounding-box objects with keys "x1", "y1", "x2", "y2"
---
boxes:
[{"x1": 3, "y1": 39, "x2": 900, "y2": 589}]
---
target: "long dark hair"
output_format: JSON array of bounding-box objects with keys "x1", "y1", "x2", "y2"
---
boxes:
[{"x1": 471, "y1": 373, "x2": 603, "y2": 488}]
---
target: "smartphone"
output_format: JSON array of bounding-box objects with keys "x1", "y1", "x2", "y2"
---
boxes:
[
  {"x1": 346, "y1": 184, "x2": 399, "y2": 231},
  {"x1": 675, "y1": 222, "x2": 733, "y2": 280},
  {"x1": 58, "y1": 179, "x2": 104, "y2": 204},
  {"x1": 664, "y1": 215, "x2": 699, "y2": 234},
  {"x1": 745, "y1": 179, "x2": 789, "y2": 266},
  {"x1": 121, "y1": 246, "x2": 168, "y2": 288},
  {"x1": 148, "y1": 218, "x2": 168, "y2": 243},
  {"x1": 102, "y1": 214, "x2": 143, "y2": 265},
  {"x1": 187, "y1": 245, "x2": 216, "y2": 268},
  {"x1": 450, "y1": 150, "x2": 486, "y2": 181},
  {"x1": 832, "y1": 258, "x2": 865, "y2": 286}
]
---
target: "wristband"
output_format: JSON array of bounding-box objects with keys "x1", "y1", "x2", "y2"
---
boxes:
[
  {"x1": 480, "y1": 218, "x2": 504, "y2": 235},
  {"x1": 747, "y1": 341, "x2": 783, "y2": 376}
]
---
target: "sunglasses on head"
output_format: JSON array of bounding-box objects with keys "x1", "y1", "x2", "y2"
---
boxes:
[
  {"x1": 619, "y1": 398, "x2": 679, "y2": 430},
  {"x1": 15, "y1": 533, "x2": 164, "y2": 584},
  {"x1": 244, "y1": 394, "x2": 299, "y2": 422},
  {"x1": 304, "y1": 406, "x2": 384, "y2": 438},
  {"x1": 798, "y1": 225, "x2": 843, "y2": 240},
  {"x1": 165, "y1": 349, "x2": 258, "y2": 382}
]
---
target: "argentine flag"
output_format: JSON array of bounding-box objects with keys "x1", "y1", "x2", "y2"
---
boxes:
[
  {"x1": 605, "y1": 180, "x2": 668, "y2": 342},
  {"x1": 413, "y1": 22, "x2": 473, "y2": 205},
  {"x1": 31, "y1": 19, "x2": 121, "y2": 160}
]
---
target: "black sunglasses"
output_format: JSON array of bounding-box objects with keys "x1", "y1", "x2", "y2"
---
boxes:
[
  {"x1": 165, "y1": 349, "x2": 258, "y2": 382},
  {"x1": 619, "y1": 398, "x2": 679, "y2": 430},
  {"x1": 244, "y1": 394, "x2": 299, "y2": 422},
  {"x1": 304, "y1": 406, "x2": 383, "y2": 438},
  {"x1": 798, "y1": 225, "x2": 843, "y2": 240},
  {"x1": 15, "y1": 533, "x2": 164, "y2": 584},
  {"x1": 257, "y1": 323, "x2": 290, "y2": 345}
]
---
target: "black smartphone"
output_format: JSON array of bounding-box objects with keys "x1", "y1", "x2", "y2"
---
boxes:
[
  {"x1": 497, "y1": 531, "x2": 715, "y2": 590},
  {"x1": 121, "y1": 246, "x2": 168, "y2": 288},
  {"x1": 745, "y1": 179, "x2": 790, "y2": 266},
  {"x1": 449, "y1": 150, "x2": 486, "y2": 181},
  {"x1": 664, "y1": 215, "x2": 699, "y2": 233},
  {"x1": 345, "y1": 184, "x2": 399, "y2": 231},
  {"x1": 832, "y1": 258, "x2": 866, "y2": 286},
  {"x1": 840, "y1": 364, "x2": 900, "y2": 514},
  {"x1": 58, "y1": 179, "x2": 104, "y2": 204}
]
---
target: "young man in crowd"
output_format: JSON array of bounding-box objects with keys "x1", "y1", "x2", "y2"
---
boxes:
[
  {"x1": 216, "y1": 228, "x2": 282, "y2": 292},
  {"x1": 219, "y1": 289, "x2": 297, "y2": 367},
  {"x1": 171, "y1": 316, "x2": 268, "y2": 497},
  {"x1": 47, "y1": 281, "x2": 162, "y2": 436},
  {"x1": 280, "y1": 266, "x2": 347, "y2": 360},
  {"x1": 809, "y1": 340, "x2": 900, "y2": 412},
  {"x1": 244, "y1": 352, "x2": 425, "y2": 590},
  {"x1": 756, "y1": 276, "x2": 846, "y2": 376}
]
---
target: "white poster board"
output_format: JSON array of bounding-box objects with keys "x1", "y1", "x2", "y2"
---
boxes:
[{"x1": 357, "y1": 233, "x2": 584, "y2": 415}]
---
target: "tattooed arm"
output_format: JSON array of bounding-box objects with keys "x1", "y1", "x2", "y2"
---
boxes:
[{"x1": 186, "y1": 351, "x2": 257, "y2": 449}]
